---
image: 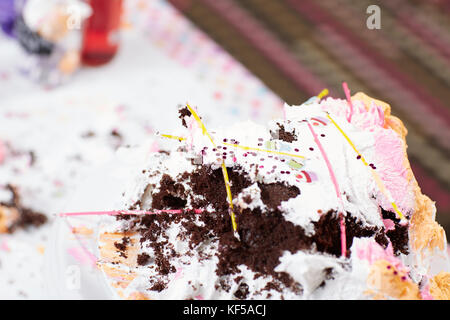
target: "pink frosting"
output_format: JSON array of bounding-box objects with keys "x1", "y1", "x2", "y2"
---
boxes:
[
  {"x1": 321, "y1": 98, "x2": 412, "y2": 212},
  {"x1": 373, "y1": 127, "x2": 413, "y2": 211},
  {"x1": 356, "y1": 240, "x2": 409, "y2": 274},
  {"x1": 321, "y1": 98, "x2": 385, "y2": 132},
  {"x1": 0, "y1": 140, "x2": 4, "y2": 164},
  {"x1": 0, "y1": 238, "x2": 10, "y2": 252}
]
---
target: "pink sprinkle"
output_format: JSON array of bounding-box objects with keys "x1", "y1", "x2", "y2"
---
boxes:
[
  {"x1": 259, "y1": 165, "x2": 264, "y2": 168},
  {"x1": 194, "y1": 295, "x2": 204, "y2": 300},
  {"x1": 149, "y1": 141, "x2": 160, "y2": 153},
  {"x1": 53, "y1": 180, "x2": 63, "y2": 187},
  {"x1": 0, "y1": 239, "x2": 10, "y2": 252},
  {"x1": 233, "y1": 156, "x2": 237, "y2": 162},
  {"x1": 0, "y1": 140, "x2": 5, "y2": 164},
  {"x1": 115, "y1": 105, "x2": 126, "y2": 114},
  {"x1": 342, "y1": 82, "x2": 354, "y2": 123},
  {"x1": 214, "y1": 91, "x2": 223, "y2": 100}
]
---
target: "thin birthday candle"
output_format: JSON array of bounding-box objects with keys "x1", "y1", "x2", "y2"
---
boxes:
[
  {"x1": 58, "y1": 209, "x2": 204, "y2": 217},
  {"x1": 185, "y1": 103, "x2": 239, "y2": 237},
  {"x1": 342, "y1": 82, "x2": 354, "y2": 122},
  {"x1": 317, "y1": 88, "x2": 329, "y2": 100},
  {"x1": 160, "y1": 134, "x2": 186, "y2": 141},
  {"x1": 325, "y1": 113, "x2": 406, "y2": 221},
  {"x1": 306, "y1": 120, "x2": 347, "y2": 257},
  {"x1": 62, "y1": 218, "x2": 98, "y2": 267}
]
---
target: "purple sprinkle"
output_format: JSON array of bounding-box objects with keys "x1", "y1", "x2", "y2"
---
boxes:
[
  {"x1": 260, "y1": 158, "x2": 265, "y2": 161},
  {"x1": 281, "y1": 171, "x2": 285, "y2": 174},
  {"x1": 387, "y1": 265, "x2": 391, "y2": 269},
  {"x1": 393, "y1": 271, "x2": 398, "y2": 275},
  {"x1": 223, "y1": 138, "x2": 228, "y2": 142},
  {"x1": 321, "y1": 134, "x2": 325, "y2": 137},
  {"x1": 357, "y1": 155, "x2": 361, "y2": 160},
  {"x1": 286, "y1": 171, "x2": 290, "y2": 174},
  {"x1": 309, "y1": 147, "x2": 314, "y2": 151},
  {"x1": 294, "y1": 148, "x2": 299, "y2": 152}
]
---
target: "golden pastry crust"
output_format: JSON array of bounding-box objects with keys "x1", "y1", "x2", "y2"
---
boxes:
[
  {"x1": 429, "y1": 272, "x2": 450, "y2": 300},
  {"x1": 98, "y1": 232, "x2": 141, "y2": 299},
  {"x1": 0, "y1": 205, "x2": 19, "y2": 233},
  {"x1": 365, "y1": 260, "x2": 421, "y2": 300}
]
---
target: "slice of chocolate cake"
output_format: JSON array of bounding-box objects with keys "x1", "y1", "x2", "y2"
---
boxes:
[{"x1": 98, "y1": 93, "x2": 449, "y2": 300}]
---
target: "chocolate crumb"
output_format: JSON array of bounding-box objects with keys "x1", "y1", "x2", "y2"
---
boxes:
[
  {"x1": 1, "y1": 184, "x2": 47, "y2": 233},
  {"x1": 178, "y1": 106, "x2": 192, "y2": 128},
  {"x1": 270, "y1": 123, "x2": 297, "y2": 142},
  {"x1": 234, "y1": 283, "x2": 249, "y2": 299},
  {"x1": 137, "y1": 253, "x2": 150, "y2": 266}
]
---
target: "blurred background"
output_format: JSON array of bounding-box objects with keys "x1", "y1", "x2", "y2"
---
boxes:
[
  {"x1": 0, "y1": 0, "x2": 449, "y2": 299},
  {"x1": 166, "y1": 0, "x2": 450, "y2": 234}
]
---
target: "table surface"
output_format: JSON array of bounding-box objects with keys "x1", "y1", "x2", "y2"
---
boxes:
[{"x1": 0, "y1": 0, "x2": 283, "y2": 299}]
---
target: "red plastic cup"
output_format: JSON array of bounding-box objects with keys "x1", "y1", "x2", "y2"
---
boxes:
[{"x1": 81, "y1": 0, "x2": 123, "y2": 66}]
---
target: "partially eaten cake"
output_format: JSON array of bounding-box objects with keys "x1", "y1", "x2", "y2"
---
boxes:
[{"x1": 97, "y1": 92, "x2": 449, "y2": 300}]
